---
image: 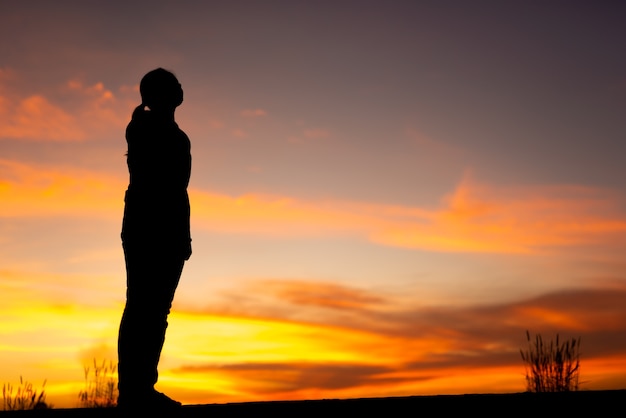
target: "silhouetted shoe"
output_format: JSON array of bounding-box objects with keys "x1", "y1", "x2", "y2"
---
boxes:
[
  {"x1": 151, "y1": 390, "x2": 182, "y2": 409},
  {"x1": 118, "y1": 389, "x2": 182, "y2": 411}
]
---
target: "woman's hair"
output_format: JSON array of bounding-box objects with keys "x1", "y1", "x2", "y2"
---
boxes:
[{"x1": 138, "y1": 68, "x2": 182, "y2": 111}]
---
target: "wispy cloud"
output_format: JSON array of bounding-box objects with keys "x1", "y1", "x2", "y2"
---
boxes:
[
  {"x1": 192, "y1": 174, "x2": 626, "y2": 254},
  {"x1": 0, "y1": 268, "x2": 121, "y2": 310},
  {"x1": 64, "y1": 79, "x2": 130, "y2": 130},
  {"x1": 175, "y1": 362, "x2": 397, "y2": 395},
  {"x1": 371, "y1": 176, "x2": 626, "y2": 254},
  {"x1": 0, "y1": 94, "x2": 84, "y2": 141},
  {"x1": 183, "y1": 279, "x2": 626, "y2": 347},
  {"x1": 163, "y1": 279, "x2": 626, "y2": 401},
  {"x1": 3, "y1": 160, "x2": 626, "y2": 255},
  {"x1": 3, "y1": 266, "x2": 626, "y2": 405},
  {"x1": 249, "y1": 279, "x2": 386, "y2": 310},
  {"x1": 0, "y1": 70, "x2": 133, "y2": 142},
  {"x1": 0, "y1": 159, "x2": 124, "y2": 218}
]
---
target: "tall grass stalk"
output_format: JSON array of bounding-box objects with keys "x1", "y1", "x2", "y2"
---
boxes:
[
  {"x1": 78, "y1": 359, "x2": 118, "y2": 408},
  {"x1": 520, "y1": 330, "x2": 581, "y2": 392},
  {"x1": 2, "y1": 376, "x2": 49, "y2": 410}
]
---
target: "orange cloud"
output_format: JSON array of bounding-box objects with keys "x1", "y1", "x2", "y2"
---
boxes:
[
  {"x1": 2, "y1": 160, "x2": 626, "y2": 255},
  {"x1": 162, "y1": 308, "x2": 449, "y2": 403},
  {"x1": 193, "y1": 177, "x2": 626, "y2": 254},
  {"x1": 0, "y1": 94, "x2": 84, "y2": 141},
  {"x1": 0, "y1": 159, "x2": 125, "y2": 218},
  {"x1": 3, "y1": 265, "x2": 626, "y2": 407},
  {"x1": 155, "y1": 282, "x2": 626, "y2": 404},
  {"x1": 190, "y1": 191, "x2": 375, "y2": 236},
  {"x1": 371, "y1": 177, "x2": 626, "y2": 254},
  {"x1": 0, "y1": 269, "x2": 123, "y2": 321},
  {"x1": 0, "y1": 71, "x2": 134, "y2": 142},
  {"x1": 250, "y1": 279, "x2": 386, "y2": 310},
  {"x1": 186, "y1": 278, "x2": 626, "y2": 357},
  {"x1": 64, "y1": 79, "x2": 131, "y2": 130}
]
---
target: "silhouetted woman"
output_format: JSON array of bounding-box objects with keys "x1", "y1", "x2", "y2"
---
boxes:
[{"x1": 118, "y1": 68, "x2": 191, "y2": 410}]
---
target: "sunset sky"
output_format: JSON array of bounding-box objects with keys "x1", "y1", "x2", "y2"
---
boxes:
[{"x1": 1, "y1": 0, "x2": 626, "y2": 408}]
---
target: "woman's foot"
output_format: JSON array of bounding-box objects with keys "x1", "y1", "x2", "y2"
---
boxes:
[
  {"x1": 151, "y1": 390, "x2": 182, "y2": 408},
  {"x1": 118, "y1": 389, "x2": 181, "y2": 411}
]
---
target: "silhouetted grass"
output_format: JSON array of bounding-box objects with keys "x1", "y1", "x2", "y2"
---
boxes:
[
  {"x1": 2, "y1": 376, "x2": 49, "y2": 410},
  {"x1": 78, "y1": 359, "x2": 118, "y2": 408},
  {"x1": 520, "y1": 330, "x2": 580, "y2": 392}
]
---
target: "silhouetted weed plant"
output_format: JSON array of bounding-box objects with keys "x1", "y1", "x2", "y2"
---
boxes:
[
  {"x1": 520, "y1": 330, "x2": 581, "y2": 392},
  {"x1": 2, "y1": 376, "x2": 49, "y2": 410},
  {"x1": 78, "y1": 359, "x2": 118, "y2": 408}
]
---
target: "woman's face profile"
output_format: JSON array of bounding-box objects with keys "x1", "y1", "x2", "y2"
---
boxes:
[{"x1": 173, "y1": 81, "x2": 183, "y2": 108}]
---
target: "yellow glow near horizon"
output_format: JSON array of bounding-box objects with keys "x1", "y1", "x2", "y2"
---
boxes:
[
  {"x1": 166, "y1": 311, "x2": 401, "y2": 365},
  {"x1": 3, "y1": 285, "x2": 626, "y2": 407}
]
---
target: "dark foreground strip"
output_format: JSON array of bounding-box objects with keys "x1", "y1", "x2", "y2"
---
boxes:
[{"x1": 2, "y1": 391, "x2": 625, "y2": 417}]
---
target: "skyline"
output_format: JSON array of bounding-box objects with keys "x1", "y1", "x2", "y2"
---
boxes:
[{"x1": 1, "y1": 0, "x2": 626, "y2": 407}]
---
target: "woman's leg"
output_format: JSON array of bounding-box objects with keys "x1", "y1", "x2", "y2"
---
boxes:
[{"x1": 118, "y1": 244, "x2": 184, "y2": 404}]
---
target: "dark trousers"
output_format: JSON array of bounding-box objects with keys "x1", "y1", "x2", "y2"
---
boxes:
[{"x1": 118, "y1": 243, "x2": 185, "y2": 396}]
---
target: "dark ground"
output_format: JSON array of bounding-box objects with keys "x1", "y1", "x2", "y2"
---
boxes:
[{"x1": 1, "y1": 391, "x2": 624, "y2": 417}]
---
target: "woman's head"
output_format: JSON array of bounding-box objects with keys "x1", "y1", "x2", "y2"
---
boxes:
[{"x1": 139, "y1": 68, "x2": 183, "y2": 111}]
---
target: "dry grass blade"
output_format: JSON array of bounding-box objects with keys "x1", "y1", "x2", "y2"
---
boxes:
[
  {"x1": 2, "y1": 376, "x2": 49, "y2": 410},
  {"x1": 520, "y1": 330, "x2": 581, "y2": 392},
  {"x1": 78, "y1": 358, "x2": 118, "y2": 408}
]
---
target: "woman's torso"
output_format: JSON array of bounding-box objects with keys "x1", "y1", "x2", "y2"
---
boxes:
[{"x1": 121, "y1": 112, "x2": 191, "y2": 249}]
